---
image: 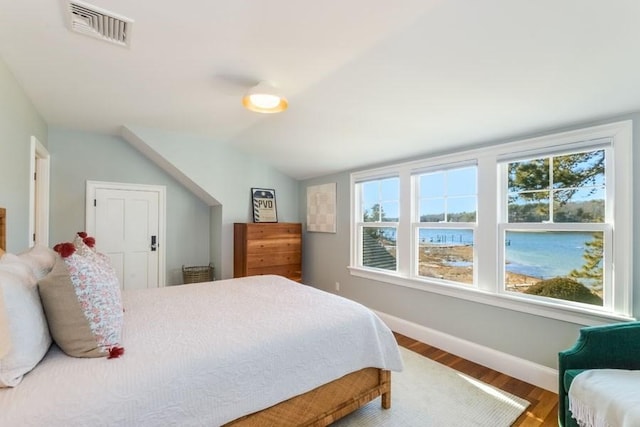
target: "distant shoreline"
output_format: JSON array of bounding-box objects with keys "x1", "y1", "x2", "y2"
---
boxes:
[
  {"x1": 414, "y1": 229, "x2": 595, "y2": 281},
  {"x1": 419, "y1": 243, "x2": 543, "y2": 287}
]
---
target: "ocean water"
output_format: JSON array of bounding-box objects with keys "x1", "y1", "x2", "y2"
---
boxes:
[
  {"x1": 415, "y1": 228, "x2": 599, "y2": 280},
  {"x1": 504, "y1": 231, "x2": 600, "y2": 279}
]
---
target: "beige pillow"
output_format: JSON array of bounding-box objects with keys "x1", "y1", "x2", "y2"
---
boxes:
[{"x1": 39, "y1": 252, "x2": 123, "y2": 358}]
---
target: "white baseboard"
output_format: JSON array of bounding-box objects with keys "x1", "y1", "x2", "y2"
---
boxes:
[{"x1": 374, "y1": 310, "x2": 558, "y2": 392}]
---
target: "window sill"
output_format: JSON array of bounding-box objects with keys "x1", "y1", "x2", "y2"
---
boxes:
[{"x1": 348, "y1": 266, "x2": 635, "y2": 326}]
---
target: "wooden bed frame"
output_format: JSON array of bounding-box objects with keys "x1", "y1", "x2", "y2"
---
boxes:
[
  {"x1": 0, "y1": 207, "x2": 392, "y2": 425},
  {"x1": 0, "y1": 207, "x2": 5, "y2": 254},
  {"x1": 226, "y1": 368, "x2": 391, "y2": 426}
]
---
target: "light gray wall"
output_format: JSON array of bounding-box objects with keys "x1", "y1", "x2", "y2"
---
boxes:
[
  {"x1": 0, "y1": 57, "x2": 48, "y2": 252},
  {"x1": 299, "y1": 113, "x2": 640, "y2": 369},
  {"x1": 123, "y1": 126, "x2": 300, "y2": 279},
  {"x1": 48, "y1": 128, "x2": 211, "y2": 285}
]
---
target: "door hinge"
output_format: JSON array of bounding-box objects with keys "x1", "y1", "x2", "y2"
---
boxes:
[
  {"x1": 94, "y1": 199, "x2": 97, "y2": 207},
  {"x1": 33, "y1": 233, "x2": 36, "y2": 242}
]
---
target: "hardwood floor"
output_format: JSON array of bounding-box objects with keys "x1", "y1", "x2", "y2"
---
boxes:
[{"x1": 394, "y1": 332, "x2": 559, "y2": 426}]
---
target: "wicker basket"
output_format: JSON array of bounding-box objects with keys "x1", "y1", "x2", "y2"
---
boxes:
[{"x1": 182, "y1": 263, "x2": 214, "y2": 284}]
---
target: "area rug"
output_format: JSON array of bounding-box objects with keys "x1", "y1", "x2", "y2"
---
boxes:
[{"x1": 332, "y1": 347, "x2": 530, "y2": 427}]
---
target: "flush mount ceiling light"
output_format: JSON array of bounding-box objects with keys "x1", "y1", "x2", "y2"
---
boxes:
[{"x1": 242, "y1": 81, "x2": 288, "y2": 114}]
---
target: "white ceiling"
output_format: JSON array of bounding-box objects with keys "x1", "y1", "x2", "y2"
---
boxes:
[{"x1": 1, "y1": 0, "x2": 639, "y2": 180}]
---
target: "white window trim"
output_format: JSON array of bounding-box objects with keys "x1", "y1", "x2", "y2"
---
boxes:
[
  {"x1": 411, "y1": 162, "x2": 478, "y2": 282},
  {"x1": 350, "y1": 120, "x2": 633, "y2": 325},
  {"x1": 353, "y1": 173, "x2": 401, "y2": 271}
]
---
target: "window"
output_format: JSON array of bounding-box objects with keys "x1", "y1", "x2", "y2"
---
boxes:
[
  {"x1": 355, "y1": 176, "x2": 399, "y2": 271},
  {"x1": 500, "y1": 148, "x2": 609, "y2": 309},
  {"x1": 414, "y1": 165, "x2": 477, "y2": 285},
  {"x1": 349, "y1": 121, "x2": 633, "y2": 323}
]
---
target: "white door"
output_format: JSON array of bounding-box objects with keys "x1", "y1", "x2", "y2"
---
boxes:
[
  {"x1": 29, "y1": 136, "x2": 50, "y2": 247},
  {"x1": 86, "y1": 182, "x2": 166, "y2": 290}
]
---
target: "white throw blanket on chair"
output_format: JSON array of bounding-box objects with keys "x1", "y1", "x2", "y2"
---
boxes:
[{"x1": 568, "y1": 369, "x2": 640, "y2": 427}]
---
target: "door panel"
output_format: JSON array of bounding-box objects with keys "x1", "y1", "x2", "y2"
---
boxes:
[{"x1": 94, "y1": 188, "x2": 159, "y2": 290}]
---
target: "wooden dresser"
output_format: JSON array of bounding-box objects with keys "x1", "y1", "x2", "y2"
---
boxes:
[{"x1": 233, "y1": 222, "x2": 302, "y2": 282}]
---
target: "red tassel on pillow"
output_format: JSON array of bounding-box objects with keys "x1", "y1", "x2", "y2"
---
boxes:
[
  {"x1": 83, "y1": 236, "x2": 96, "y2": 248},
  {"x1": 53, "y1": 242, "x2": 76, "y2": 258},
  {"x1": 107, "y1": 346, "x2": 125, "y2": 359},
  {"x1": 77, "y1": 231, "x2": 88, "y2": 238}
]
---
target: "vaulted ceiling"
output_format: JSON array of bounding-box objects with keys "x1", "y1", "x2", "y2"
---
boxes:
[{"x1": 1, "y1": 0, "x2": 639, "y2": 179}]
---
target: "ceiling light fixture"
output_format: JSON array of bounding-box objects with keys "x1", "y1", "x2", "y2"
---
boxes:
[{"x1": 242, "y1": 81, "x2": 288, "y2": 114}]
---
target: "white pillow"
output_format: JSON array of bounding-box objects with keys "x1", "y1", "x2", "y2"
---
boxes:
[
  {"x1": 0, "y1": 280, "x2": 10, "y2": 360},
  {"x1": 0, "y1": 254, "x2": 37, "y2": 286},
  {"x1": 18, "y1": 244, "x2": 57, "y2": 280},
  {"x1": 0, "y1": 255, "x2": 52, "y2": 387}
]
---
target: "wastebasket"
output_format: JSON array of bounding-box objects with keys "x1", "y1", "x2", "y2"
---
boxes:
[{"x1": 182, "y1": 263, "x2": 214, "y2": 284}]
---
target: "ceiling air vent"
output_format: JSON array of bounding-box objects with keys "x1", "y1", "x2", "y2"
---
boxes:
[{"x1": 65, "y1": 0, "x2": 134, "y2": 48}]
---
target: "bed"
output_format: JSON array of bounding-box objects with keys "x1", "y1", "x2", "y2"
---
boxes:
[{"x1": 0, "y1": 212, "x2": 403, "y2": 426}]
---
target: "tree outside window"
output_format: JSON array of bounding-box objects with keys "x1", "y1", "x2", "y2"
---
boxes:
[{"x1": 504, "y1": 149, "x2": 606, "y2": 306}]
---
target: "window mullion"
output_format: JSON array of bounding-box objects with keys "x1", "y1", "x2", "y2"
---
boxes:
[
  {"x1": 549, "y1": 156, "x2": 554, "y2": 222},
  {"x1": 397, "y1": 169, "x2": 412, "y2": 276},
  {"x1": 476, "y1": 154, "x2": 498, "y2": 292}
]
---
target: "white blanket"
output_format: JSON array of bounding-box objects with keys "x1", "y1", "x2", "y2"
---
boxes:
[
  {"x1": 569, "y1": 369, "x2": 640, "y2": 427},
  {"x1": 0, "y1": 275, "x2": 403, "y2": 426}
]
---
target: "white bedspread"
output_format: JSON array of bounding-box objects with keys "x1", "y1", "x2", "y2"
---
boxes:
[
  {"x1": 569, "y1": 369, "x2": 640, "y2": 427},
  {"x1": 0, "y1": 275, "x2": 403, "y2": 426}
]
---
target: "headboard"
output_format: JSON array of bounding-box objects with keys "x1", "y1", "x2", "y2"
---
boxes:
[{"x1": 0, "y1": 207, "x2": 6, "y2": 254}]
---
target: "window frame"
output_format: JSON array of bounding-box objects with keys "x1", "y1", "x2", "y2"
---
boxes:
[
  {"x1": 353, "y1": 173, "x2": 401, "y2": 273},
  {"x1": 412, "y1": 162, "x2": 478, "y2": 286},
  {"x1": 349, "y1": 120, "x2": 634, "y2": 324},
  {"x1": 497, "y1": 144, "x2": 612, "y2": 311}
]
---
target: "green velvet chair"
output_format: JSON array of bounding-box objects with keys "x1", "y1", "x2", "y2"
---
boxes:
[{"x1": 558, "y1": 321, "x2": 640, "y2": 426}]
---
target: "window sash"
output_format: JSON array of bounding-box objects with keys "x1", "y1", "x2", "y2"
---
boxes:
[
  {"x1": 413, "y1": 225, "x2": 476, "y2": 286},
  {"x1": 356, "y1": 223, "x2": 399, "y2": 272},
  {"x1": 499, "y1": 148, "x2": 609, "y2": 225},
  {"x1": 412, "y1": 164, "x2": 478, "y2": 223},
  {"x1": 497, "y1": 224, "x2": 612, "y2": 311}
]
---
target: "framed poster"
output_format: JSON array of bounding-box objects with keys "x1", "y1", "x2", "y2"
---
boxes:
[
  {"x1": 306, "y1": 182, "x2": 336, "y2": 233},
  {"x1": 251, "y1": 188, "x2": 278, "y2": 223}
]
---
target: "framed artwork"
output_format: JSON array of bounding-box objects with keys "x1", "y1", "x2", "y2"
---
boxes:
[
  {"x1": 307, "y1": 183, "x2": 336, "y2": 233},
  {"x1": 251, "y1": 188, "x2": 278, "y2": 223}
]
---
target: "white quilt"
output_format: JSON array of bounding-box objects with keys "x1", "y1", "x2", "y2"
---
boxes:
[{"x1": 0, "y1": 275, "x2": 403, "y2": 426}]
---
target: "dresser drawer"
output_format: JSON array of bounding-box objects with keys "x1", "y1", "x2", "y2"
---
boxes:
[
  {"x1": 246, "y1": 223, "x2": 301, "y2": 240},
  {"x1": 246, "y1": 251, "x2": 301, "y2": 268},
  {"x1": 247, "y1": 238, "x2": 300, "y2": 254}
]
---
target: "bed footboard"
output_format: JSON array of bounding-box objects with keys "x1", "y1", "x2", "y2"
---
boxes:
[{"x1": 225, "y1": 368, "x2": 391, "y2": 427}]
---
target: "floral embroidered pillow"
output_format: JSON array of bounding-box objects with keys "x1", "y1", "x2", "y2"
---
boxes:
[
  {"x1": 39, "y1": 246, "x2": 123, "y2": 358},
  {"x1": 73, "y1": 233, "x2": 120, "y2": 284}
]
